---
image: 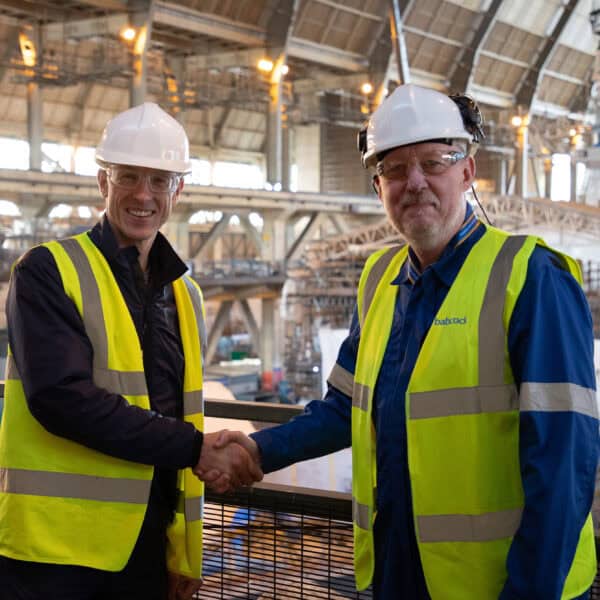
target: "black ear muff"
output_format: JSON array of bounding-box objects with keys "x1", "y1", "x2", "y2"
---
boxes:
[
  {"x1": 358, "y1": 124, "x2": 369, "y2": 166},
  {"x1": 449, "y1": 94, "x2": 485, "y2": 143}
]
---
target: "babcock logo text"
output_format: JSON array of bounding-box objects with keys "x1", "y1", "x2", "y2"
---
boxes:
[{"x1": 433, "y1": 316, "x2": 467, "y2": 326}]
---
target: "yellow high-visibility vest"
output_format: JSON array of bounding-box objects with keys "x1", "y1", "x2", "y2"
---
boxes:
[
  {"x1": 0, "y1": 232, "x2": 206, "y2": 578},
  {"x1": 348, "y1": 226, "x2": 596, "y2": 597}
]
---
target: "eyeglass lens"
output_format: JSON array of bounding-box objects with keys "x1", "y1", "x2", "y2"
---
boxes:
[
  {"x1": 376, "y1": 151, "x2": 466, "y2": 181},
  {"x1": 108, "y1": 168, "x2": 178, "y2": 192}
]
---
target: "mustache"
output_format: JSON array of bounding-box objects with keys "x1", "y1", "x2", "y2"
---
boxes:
[{"x1": 400, "y1": 190, "x2": 439, "y2": 208}]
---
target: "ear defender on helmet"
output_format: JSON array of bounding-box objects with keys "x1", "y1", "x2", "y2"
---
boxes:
[
  {"x1": 448, "y1": 94, "x2": 485, "y2": 144},
  {"x1": 357, "y1": 125, "x2": 368, "y2": 167}
]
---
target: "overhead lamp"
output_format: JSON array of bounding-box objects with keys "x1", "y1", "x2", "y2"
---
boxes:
[
  {"x1": 510, "y1": 115, "x2": 522, "y2": 127},
  {"x1": 281, "y1": 64, "x2": 289, "y2": 75},
  {"x1": 569, "y1": 127, "x2": 577, "y2": 137},
  {"x1": 120, "y1": 26, "x2": 136, "y2": 42},
  {"x1": 361, "y1": 82, "x2": 373, "y2": 95},
  {"x1": 19, "y1": 32, "x2": 37, "y2": 67},
  {"x1": 257, "y1": 58, "x2": 274, "y2": 73}
]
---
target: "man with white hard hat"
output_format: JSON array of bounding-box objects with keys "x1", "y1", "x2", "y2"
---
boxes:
[
  {"x1": 0, "y1": 102, "x2": 262, "y2": 600},
  {"x1": 212, "y1": 84, "x2": 598, "y2": 598}
]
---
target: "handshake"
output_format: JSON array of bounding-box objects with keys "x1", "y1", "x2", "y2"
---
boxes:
[{"x1": 193, "y1": 430, "x2": 263, "y2": 493}]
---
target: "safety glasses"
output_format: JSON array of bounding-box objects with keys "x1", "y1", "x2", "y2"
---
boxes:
[
  {"x1": 375, "y1": 150, "x2": 466, "y2": 181},
  {"x1": 106, "y1": 167, "x2": 181, "y2": 193}
]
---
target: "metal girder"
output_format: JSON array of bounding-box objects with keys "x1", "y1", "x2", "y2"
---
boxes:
[
  {"x1": 367, "y1": 6, "x2": 392, "y2": 94},
  {"x1": 448, "y1": 0, "x2": 504, "y2": 94},
  {"x1": 514, "y1": 0, "x2": 581, "y2": 110},
  {"x1": 44, "y1": 14, "x2": 129, "y2": 41},
  {"x1": 389, "y1": 0, "x2": 411, "y2": 85},
  {"x1": 78, "y1": 0, "x2": 127, "y2": 9},
  {"x1": 129, "y1": 0, "x2": 155, "y2": 107},
  {"x1": 570, "y1": 66, "x2": 593, "y2": 114},
  {"x1": 239, "y1": 299, "x2": 260, "y2": 351},
  {"x1": 205, "y1": 300, "x2": 234, "y2": 364},
  {"x1": 238, "y1": 214, "x2": 264, "y2": 253},
  {"x1": 0, "y1": 170, "x2": 383, "y2": 214},
  {"x1": 0, "y1": 26, "x2": 19, "y2": 83},
  {"x1": 289, "y1": 36, "x2": 367, "y2": 71},
  {"x1": 313, "y1": 0, "x2": 382, "y2": 21},
  {"x1": 286, "y1": 212, "x2": 328, "y2": 262},
  {"x1": 189, "y1": 212, "x2": 233, "y2": 259},
  {"x1": 154, "y1": 1, "x2": 266, "y2": 46},
  {"x1": 265, "y1": 0, "x2": 299, "y2": 186},
  {"x1": 265, "y1": 0, "x2": 299, "y2": 57},
  {"x1": 0, "y1": 0, "x2": 64, "y2": 21}
]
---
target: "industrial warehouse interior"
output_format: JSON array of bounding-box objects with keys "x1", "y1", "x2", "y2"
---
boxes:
[{"x1": 0, "y1": 0, "x2": 600, "y2": 598}]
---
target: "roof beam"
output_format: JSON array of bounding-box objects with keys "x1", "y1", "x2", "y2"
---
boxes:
[
  {"x1": 154, "y1": 1, "x2": 265, "y2": 46},
  {"x1": 153, "y1": 1, "x2": 365, "y2": 71},
  {"x1": 569, "y1": 65, "x2": 593, "y2": 114},
  {"x1": 287, "y1": 37, "x2": 367, "y2": 71},
  {"x1": 448, "y1": 0, "x2": 504, "y2": 93},
  {"x1": 78, "y1": 0, "x2": 127, "y2": 9},
  {"x1": 514, "y1": 0, "x2": 581, "y2": 110},
  {"x1": 313, "y1": 0, "x2": 382, "y2": 21},
  {"x1": 43, "y1": 13, "x2": 129, "y2": 41}
]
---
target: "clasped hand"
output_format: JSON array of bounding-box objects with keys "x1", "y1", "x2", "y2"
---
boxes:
[{"x1": 194, "y1": 430, "x2": 262, "y2": 493}]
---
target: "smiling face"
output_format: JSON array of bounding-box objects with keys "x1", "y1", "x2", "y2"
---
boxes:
[
  {"x1": 97, "y1": 165, "x2": 183, "y2": 256},
  {"x1": 373, "y1": 141, "x2": 475, "y2": 267}
]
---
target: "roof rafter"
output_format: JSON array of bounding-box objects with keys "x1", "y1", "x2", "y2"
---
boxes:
[
  {"x1": 514, "y1": 0, "x2": 581, "y2": 110},
  {"x1": 448, "y1": 0, "x2": 504, "y2": 94}
]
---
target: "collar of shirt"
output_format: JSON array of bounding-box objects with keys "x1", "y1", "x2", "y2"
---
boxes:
[
  {"x1": 88, "y1": 214, "x2": 188, "y2": 289},
  {"x1": 392, "y1": 202, "x2": 484, "y2": 288}
]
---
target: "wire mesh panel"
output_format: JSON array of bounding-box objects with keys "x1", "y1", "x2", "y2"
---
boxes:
[{"x1": 198, "y1": 485, "x2": 372, "y2": 599}]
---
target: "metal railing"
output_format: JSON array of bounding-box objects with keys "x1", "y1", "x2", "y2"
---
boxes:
[{"x1": 202, "y1": 397, "x2": 371, "y2": 598}]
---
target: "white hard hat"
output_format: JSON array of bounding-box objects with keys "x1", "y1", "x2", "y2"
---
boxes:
[
  {"x1": 95, "y1": 102, "x2": 192, "y2": 174},
  {"x1": 358, "y1": 84, "x2": 482, "y2": 168}
]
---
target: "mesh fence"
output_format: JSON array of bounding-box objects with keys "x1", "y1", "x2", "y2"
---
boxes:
[{"x1": 197, "y1": 485, "x2": 372, "y2": 599}]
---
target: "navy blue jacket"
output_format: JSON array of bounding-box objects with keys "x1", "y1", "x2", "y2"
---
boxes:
[{"x1": 253, "y1": 205, "x2": 598, "y2": 599}]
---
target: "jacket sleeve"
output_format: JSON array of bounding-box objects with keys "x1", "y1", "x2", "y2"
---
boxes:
[
  {"x1": 6, "y1": 246, "x2": 201, "y2": 469},
  {"x1": 499, "y1": 247, "x2": 599, "y2": 599},
  {"x1": 250, "y1": 309, "x2": 359, "y2": 473}
]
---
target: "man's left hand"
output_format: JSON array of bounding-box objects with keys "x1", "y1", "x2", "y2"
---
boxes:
[{"x1": 167, "y1": 572, "x2": 202, "y2": 600}]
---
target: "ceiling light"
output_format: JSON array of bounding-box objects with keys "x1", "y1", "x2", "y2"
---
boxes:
[
  {"x1": 257, "y1": 58, "x2": 274, "y2": 73},
  {"x1": 120, "y1": 26, "x2": 136, "y2": 42}
]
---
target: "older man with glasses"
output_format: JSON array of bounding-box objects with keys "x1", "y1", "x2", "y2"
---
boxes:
[
  {"x1": 0, "y1": 102, "x2": 263, "y2": 600},
  {"x1": 212, "y1": 84, "x2": 598, "y2": 599}
]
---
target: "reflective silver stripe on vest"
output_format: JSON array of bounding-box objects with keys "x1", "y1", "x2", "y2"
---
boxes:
[
  {"x1": 59, "y1": 238, "x2": 109, "y2": 370},
  {"x1": 182, "y1": 276, "x2": 207, "y2": 358},
  {"x1": 352, "y1": 497, "x2": 371, "y2": 530},
  {"x1": 93, "y1": 367, "x2": 148, "y2": 397},
  {"x1": 353, "y1": 382, "x2": 370, "y2": 412},
  {"x1": 57, "y1": 238, "x2": 148, "y2": 396},
  {"x1": 0, "y1": 467, "x2": 149, "y2": 504},
  {"x1": 5, "y1": 354, "x2": 18, "y2": 380},
  {"x1": 478, "y1": 235, "x2": 527, "y2": 387},
  {"x1": 328, "y1": 363, "x2": 354, "y2": 397},
  {"x1": 185, "y1": 496, "x2": 204, "y2": 522},
  {"x1": 417, "y1": 507, "x2": 522, "y2": 543},
  {"x1": 521, "y1": 381, "x2": 598, "y2": 419},
  {"x1": 184, "y1": 390, "x2": 203, "y2": 417},
  {"x1": 410, "y1": 384, "x2": 518, "y2": 419},
  {"x1": 361, "y1": 246, "x2": 404, "y2": 324}
]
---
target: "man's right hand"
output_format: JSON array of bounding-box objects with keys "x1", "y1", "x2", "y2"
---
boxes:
[{"x1": 194, "y1": 431, "x2": 263, "y2": 493}]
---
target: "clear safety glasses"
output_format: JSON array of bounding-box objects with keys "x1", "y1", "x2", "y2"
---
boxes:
[
  {"x1": 375, "y1": 150, "x2": 467, "y2": 181},
  {"x1": 106, "y1": 167, "x2": 181, "y2": 193}
]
